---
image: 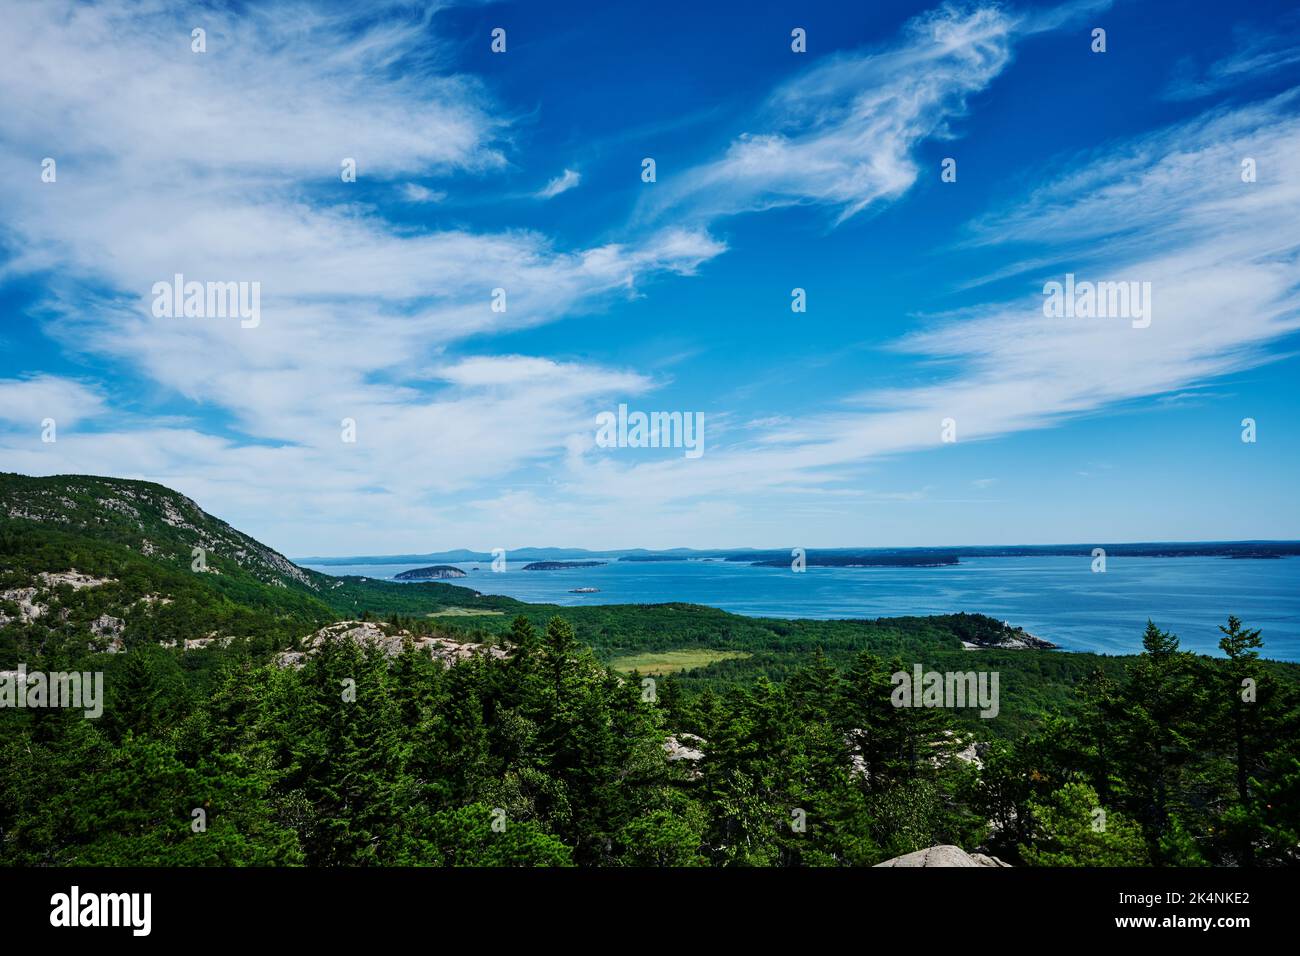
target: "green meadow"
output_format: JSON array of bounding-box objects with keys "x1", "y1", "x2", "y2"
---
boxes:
[{"x1": 608, "y1": 648, "x2": 752, "y2": 675}]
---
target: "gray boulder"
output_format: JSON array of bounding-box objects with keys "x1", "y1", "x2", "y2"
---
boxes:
[{"x1": 874, "y1": 845, "x2": 1010, "y2": 867}]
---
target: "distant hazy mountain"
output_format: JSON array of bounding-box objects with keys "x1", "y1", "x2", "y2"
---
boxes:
[
  {"x1": 299, "y1": 542, "x2": 1300, "y2": 565},
  {"x1": 297, "y1": 547, "x2": 752, "y2": 565}
]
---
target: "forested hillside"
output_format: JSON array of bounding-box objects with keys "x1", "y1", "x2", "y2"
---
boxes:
[{"x1": 2, "y1": 474, "x2": 1298, "y2": 866}]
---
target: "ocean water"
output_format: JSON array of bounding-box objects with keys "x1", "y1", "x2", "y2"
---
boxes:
[{"x1": 303, "y1": 555, "x2": 1300, "y2": 662}]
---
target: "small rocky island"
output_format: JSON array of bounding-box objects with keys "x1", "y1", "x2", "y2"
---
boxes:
[
  {"x1": 394, "y1": 565, "x2": 467, "y2": 581},
  {"x1": 569, "y1": 587, "x2": 600, "y2": 593},
  {"x1": 522, "y1": 561, "x2": 608, "y2": 571}
]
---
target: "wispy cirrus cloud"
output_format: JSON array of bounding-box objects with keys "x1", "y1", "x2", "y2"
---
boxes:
[
  {"x1": 637, "y1": 3, "x2": 1018, "y2": 225},
  {"x1": 6, "y1": 0, "x2": 1293, "y2": 553},
  {"x1": 535, "y1": 169, "x2": 582, "y2": 200},
  {"x1": 558, "y1": 89, "x2": 1300, "y2": 519},
  {"x1": 635, "y1": 1, "x2": 1113, "y2": 231},
  {"x1": 0, "y1": 0, "x2": 506, "y2": 180},
  {"x1": 0, "y1": 0, "x2": 722, "y2": 546},
  {"x1": 1163, "y1": 18, "x2": 1300, "y2": 102}
]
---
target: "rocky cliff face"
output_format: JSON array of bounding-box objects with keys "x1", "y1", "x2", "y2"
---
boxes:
[
  {"x1": 1, "y1": 474, "x2": 517, "y2": 667},
  {"x1": 0, "y1": 473, "x2": 318, "y2": 591}
]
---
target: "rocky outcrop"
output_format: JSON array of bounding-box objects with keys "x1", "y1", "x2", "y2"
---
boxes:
[
  {"x1": 848, "y1": 729, "x2": 985, "y2": 777},
  {"x1": 663, "y1": 733, "x2": 705, "y2": 780},
  {"x1": 0, "y1": 586, "x2": 44, "y2": 624},
  {"x1": 1, "y1": 570, "x2": 115, "y2": 628},
  {"x1": 183, "y1": 634, "x2": 235, "y2": 651},
  {"x1": 39, "y1": 570, "x2": 113, "y2": 590},
  {"x1": 88, "y1": 613, "x2": 126, "y2": 653},
  {"x1": 274, "y1": 620, "x2": 509, "y2": 669},
  {"x1": 874, "y1": 845, "x2": 1011, "y2": 867},
  {"x1": 961, "y1": 621, "x2": 1057, "y2": 650},
  {"x1": 664, "y1": 733, "x2": 705, "y2": 762}
]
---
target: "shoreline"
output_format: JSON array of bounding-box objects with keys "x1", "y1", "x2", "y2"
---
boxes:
[{"x1": 301, "y1": 554, "x2": 1300, "y2": 663}]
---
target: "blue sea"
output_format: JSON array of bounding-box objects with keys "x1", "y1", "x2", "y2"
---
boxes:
[{"x1": 303, "y1": 556, "x2": 1300, "y2": 662}]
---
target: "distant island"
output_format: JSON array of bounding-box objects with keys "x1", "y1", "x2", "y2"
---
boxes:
[
  {"x1": 745, "y1": 553, "x2": 960, "y2": 568},
  {"x1": 394, "y1": 565, "x2": 467, "y2": 580},
  {"x1": 299, "y1": 541, "x2": 1300, "y2": 566},
  {"x1": 523, "y1": 561, "x2": 608, "y2": 571},
  {"x1": 570, "y1": 587, "x2": 601, "y2": 593},
  {"x1": 3, "y1": 472, "x2": 1298, "y2": 873}
]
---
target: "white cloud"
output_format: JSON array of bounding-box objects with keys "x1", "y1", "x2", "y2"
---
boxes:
[
  {"x1": 536, "y1": 169, "x2": 581, "y2": 200},
  {"x1": 402, "y1": 184, "x2": 448, "y2": 203},
  {"x1": 436, "y1": 355, "x2": 648, "y2": 391},
  {"x1": 552, "y1": 92, "x2": 1300, "y2": 516},
  {"x1": 0, "y1": 376, "x2": 106, "y2": 427},
  {"x1": 9, "y1": 0, "x2": 1290, "y2": 552},
  {"x1": 0, "y1": 0, "x2": 732, "y2": 550},
  {"x1": 639, "y1": 4, "x2": 1016, "y2": 225},
  {"x1": 0, "y1": 0, "x2": 505, "y2": 178}
]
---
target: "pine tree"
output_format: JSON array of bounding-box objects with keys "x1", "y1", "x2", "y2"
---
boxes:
[
  {"x1": 1112, "y1": 621, "x2": 1209, "y2": 862},
  {"x1": 1218, "y1": 615, "x2": 1263, "y2": 863},
  {"x1": 1020, "y1": 781, "x2": 1148, "y2": 866}
]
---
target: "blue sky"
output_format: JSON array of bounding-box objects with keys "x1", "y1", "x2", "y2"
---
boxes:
[{"x1": 1, "y1": 0, "x2": 1298, "y2": 555}]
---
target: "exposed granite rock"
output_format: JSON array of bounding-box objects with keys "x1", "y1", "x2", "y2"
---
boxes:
[
  {"x1": 2, "y1": 478, "x2": 318, "y2": 590},
  {"x1": 2, "y1": 570, "x2": 115, "y2": 629},
  {"x1": 874, "y1": 845, "x2": 1011, "y2": 867},
  {"x1": 849, "y1": 729, "x2": 985, "y2": 777},
  {"x1": 664, "y1": 733, "x2": 705, "y2": 762},
  {"x1": 274, "y1": 620, "x2": 509, "y2": 669},
  {"x1": 184, "y1": 634, "x2": 235, "y2": 651},
  {"x1": 0, "y1": 587, "x2": 44, "y2": 623},
  {"x1": 663, "y1": 733, "x2": 705, "y2": 780},
  {"x1": 90, "y1": 613, "x2": 124, "y2": 638},
  {"x1": 960, "y1": 621, "x2": 1058, "y2": 650},
  {"x1": 39, "y1": 570, "x2": 113, "y2": 590},
  {"x1": 87, "y1": 613, "x2": 126, "y2": 653}
]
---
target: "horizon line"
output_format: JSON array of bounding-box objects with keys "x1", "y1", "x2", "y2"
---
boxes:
[{"x1": 293, "y1": 540, "x2": 1300, "y2": 562}]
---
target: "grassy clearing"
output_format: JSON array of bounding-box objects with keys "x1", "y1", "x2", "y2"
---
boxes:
[
  {"x1": 426, "y1": 607, "x2": 507, "y2": 617},
  {"x1": 608, "y1": 649, "x2": 751, "y2": 675}
]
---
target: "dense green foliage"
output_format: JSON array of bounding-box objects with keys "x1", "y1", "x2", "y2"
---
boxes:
[
  {"x1": 4, "y1": 612, "x2": 1296, "y2": 866},
  {"x1": 3, "y1": 474, "x2": 1299, "y2": 866}
]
